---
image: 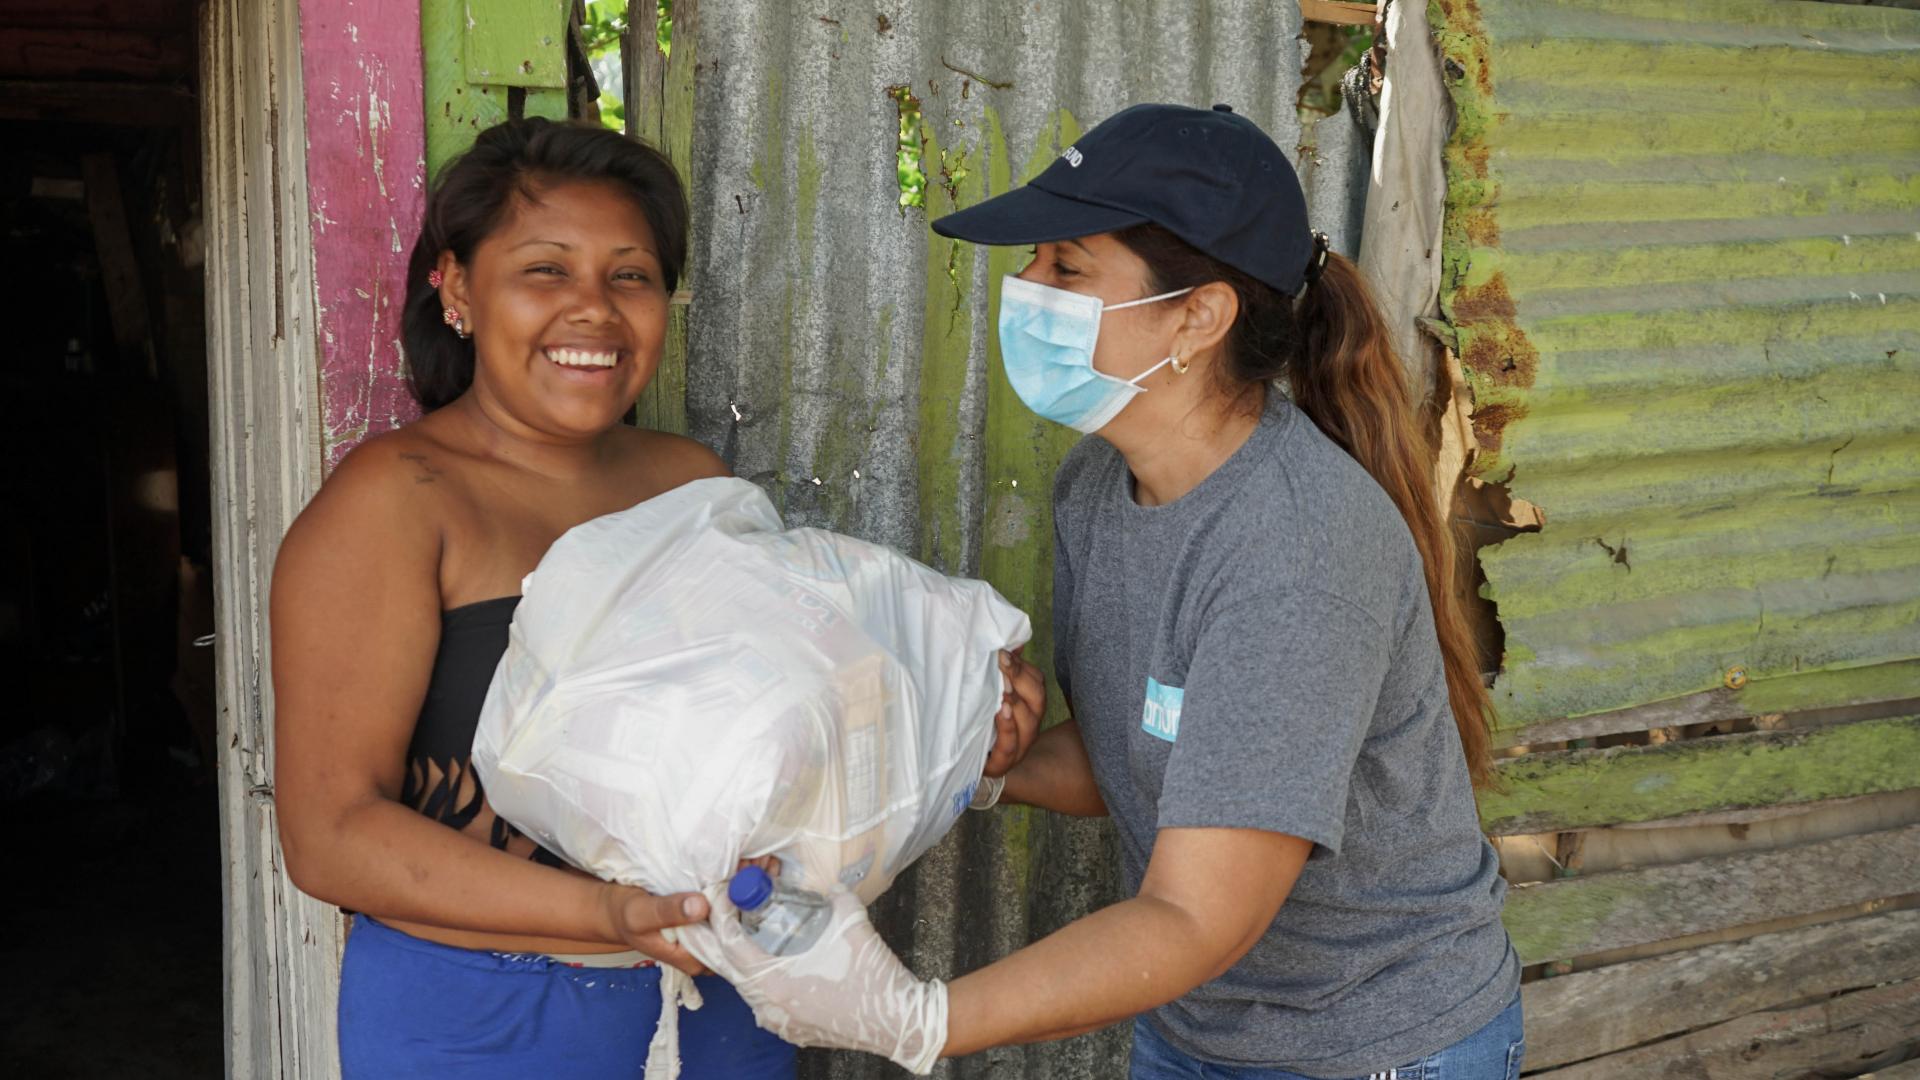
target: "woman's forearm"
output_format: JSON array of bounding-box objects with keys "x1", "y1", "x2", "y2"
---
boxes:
[
  {"x1": 941, "y1": 827, "x2": 1310, "y2": 1058},
  {"x1": 941, "y1": 894, "x2": 1221, "y2": 1055},
  {"x1": 281, "y1": 794, "x2": 630, "y2": 943},
  {"x1": 1001, "y1": 719, "x2": 1107, "y2": 816}
]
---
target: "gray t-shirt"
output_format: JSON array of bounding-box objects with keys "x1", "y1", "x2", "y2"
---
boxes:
[{"x1": 1052, "y1": 398, "x2": 1518, "y2": 1076}]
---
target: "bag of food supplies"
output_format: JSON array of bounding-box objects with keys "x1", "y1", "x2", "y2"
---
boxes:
[{"x1": 472, "y1": 476, "x2": 1030, "y2": 1078}]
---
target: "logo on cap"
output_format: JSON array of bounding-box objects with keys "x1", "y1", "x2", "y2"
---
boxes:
[{"x1": 1061, "y1": 146, "x2": 1084, "y2": 168}]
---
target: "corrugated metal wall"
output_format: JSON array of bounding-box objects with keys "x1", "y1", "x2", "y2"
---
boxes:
[
  {"x1": 674, "y1": 3, "x2": 1312, "y2": 1075},
  {"x1": 1433, "y1": 2, "x2": 1920, "y2": 1075},
  {"x1": 1434, "y1": 0, "x2": 1920, "y2": 739}
]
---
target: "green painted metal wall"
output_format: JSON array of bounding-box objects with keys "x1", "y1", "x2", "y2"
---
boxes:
[{"x1": 1432, "y1": 0, "x2": 1920, "y2": 736}]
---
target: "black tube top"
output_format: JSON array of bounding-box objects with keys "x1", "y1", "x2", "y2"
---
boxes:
[{"x1": 399, "y1": 596, "x2": 565, "y2": 867}]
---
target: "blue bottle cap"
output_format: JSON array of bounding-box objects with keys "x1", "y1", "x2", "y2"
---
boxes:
[{"x1": 729, "y1": 865, "x2": 774, "y2": 911}]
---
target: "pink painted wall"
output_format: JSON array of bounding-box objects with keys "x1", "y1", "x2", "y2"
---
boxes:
[{"x1": 299, "y1": 0, "x2": 427, "y2": 470}]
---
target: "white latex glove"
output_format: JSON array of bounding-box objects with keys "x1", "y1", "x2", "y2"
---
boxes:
[
  {"x1": 970, "y1": 772, "x2": 1006, "y2": 810},
  {"x1": 685, "y1": 888, "x2": 948, "y2": 1074}
]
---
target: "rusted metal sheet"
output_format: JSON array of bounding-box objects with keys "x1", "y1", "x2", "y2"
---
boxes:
[
  {"x1": 304, "y1": 0, "x2": 428, "y2": 467},
  {"x1": 1433, "y1": 0, "x2": 1920, "y2": 735},
  {"x1": 679, "y1": 3, "x2": 1306, "y2": 1075}
]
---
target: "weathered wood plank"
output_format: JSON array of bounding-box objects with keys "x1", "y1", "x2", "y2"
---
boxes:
[
  {"x1": 1481, "y1": 715, "x2": 1920, "y2": 835},
  {"x1": 300, "y1": 0, "x2": 427, "y2": 468},
  {"x1": 0, "y1": 27, "x2": 192, "y2": 81},
  {"x1": 206, "y1": 0, "x2": 375, "y2": 1073},
  {"x1": 0, "y1": 79, "x2": 195, "y2": 126},
  {"x1": 82, "y1": 153, "x2": 153, "y2": 356},
  {"x1": 421, "y1": 0, "x2": 570, "y2": 181},
  {"x1": 1495, "y1": 661, "x2": 1920, "y2": 747},
  {"x1": 1301, "y1": 0, "x2": 1378, "y2": 26},
  {"x1": 0, "y1": 0, "x2": 190, "y2": 29},
  {"x1": 1532, "y1": 978, "x2": 1920, "y2": 1080},
  {"x1": 463, "y1": 0, "x2": 569, "y2": 88},
  {"x1": 1523, "y1": 908, "x2": 1920, "y2": 1070},
  {"x1": 1502, "y1": 823, "x2": 1920, "y2": 965},
  {"x1": 628, "y1": 0, "x2": 697, "y2": 437}
]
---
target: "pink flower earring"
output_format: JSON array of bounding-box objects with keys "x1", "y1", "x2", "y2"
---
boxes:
[
  {"x1": 442, "y1": 306, "x2": 470, "y2": 339},
  {"x1": 427, "y1": 269, "x2": 444, "y2": 288}
]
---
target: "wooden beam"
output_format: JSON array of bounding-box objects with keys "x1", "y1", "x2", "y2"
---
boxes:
[
  {"x1": 0, "y1": 27, "x2": 192, "y2": 82},
  {"x1": 1502, "y1": 823, "x2": 1920, "y2": 965},
  {"x1": 203, "y1": 0, "x2": 343, "y2": 1073},
  {"x1": 0, "y1": 79, "x2": 194, "y2": 126},
  {"x1": 1480, "y1": 715, "x2": 1920, "y2": 835},
  {"x1": 628, "y1": 0, "x2": 698, "y2": 437},
  {"x1": 0, "y1": 0, "x2": 191, "y2": 31},
  {"x1": 82, "y1": 153, "x2": 153, "y2": 358},
  {"x1": 1532, "y1": 978, "x2": 1920, "y2": 1080},
  {"x1": 1301, "y1": 0, "x2": 1377, "y2": 27},
  {"x1": 1524, "y1": 908, "x2": 1920, "y2": 1070},
  {"x1": 1496, "y1": 659, "x2": 1920, "y2": 747}
]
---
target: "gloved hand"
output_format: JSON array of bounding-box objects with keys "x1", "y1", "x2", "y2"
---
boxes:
[{"x1": 683, "y1": 887, "x2": 948, "y2": 1074}]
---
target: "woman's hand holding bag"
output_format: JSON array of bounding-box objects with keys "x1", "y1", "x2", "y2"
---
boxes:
[{"x1": 691, "y1": 889, "x2": 948, "y2": 1075}]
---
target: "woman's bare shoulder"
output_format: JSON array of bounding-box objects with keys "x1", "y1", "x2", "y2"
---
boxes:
[
  {"x1": 274, "y1": 425, "x2": 451, "y2": 606},
  {"x1": 307, "y1": 425, "x2": 460, "y2": 522},
  {"x1": 623, "y1": 427, "x2": 732, "y2": 485}
]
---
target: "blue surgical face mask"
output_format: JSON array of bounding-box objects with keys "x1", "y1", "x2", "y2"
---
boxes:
[{"x1": 997, "y1": 275, "x2": 1194, "y2": 434}]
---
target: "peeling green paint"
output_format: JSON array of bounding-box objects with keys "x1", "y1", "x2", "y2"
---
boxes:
[
  {"x1": 462, "y1": 0, "x2": 569, "y2": 88},
  {"x1": 1480, "y1": 715, "x2": 1920, "y2": 834},
  {"x1": 423, "y1": 0, "x2": 570, "y2": 180}
]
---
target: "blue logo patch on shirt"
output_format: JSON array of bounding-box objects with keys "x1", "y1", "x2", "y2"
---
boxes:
[{"x1": 1140, "y1": 677, "x2": 1184, "y2": 742}]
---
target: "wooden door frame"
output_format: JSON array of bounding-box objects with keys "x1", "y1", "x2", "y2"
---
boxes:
[{"x1": 202, "y1": 0, "x2": 426, "y2": 1072}]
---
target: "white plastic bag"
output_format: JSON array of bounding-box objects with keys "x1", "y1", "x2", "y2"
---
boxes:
[{"x1": 472, "y1": 477, "x2": 1029, "y2": 1074}]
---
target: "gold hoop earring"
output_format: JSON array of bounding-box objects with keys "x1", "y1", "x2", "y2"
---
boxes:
[{"x1": 1170, "y1": 353, "x2": 1189, "y2": 375}]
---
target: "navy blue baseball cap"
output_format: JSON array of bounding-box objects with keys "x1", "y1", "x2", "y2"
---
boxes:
[{"x1": 931, "y1": 103, "x2": 1319, "y2": 296}]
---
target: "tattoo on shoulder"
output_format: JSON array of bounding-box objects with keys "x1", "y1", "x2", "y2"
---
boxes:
[{"x1": 399, "y1": 452, "x2": 445, "y2": 485}]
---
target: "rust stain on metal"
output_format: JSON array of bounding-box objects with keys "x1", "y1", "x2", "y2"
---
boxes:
[
  {"x1": 1462, "y1": 140, "x2": 1490, "y2": 178},
  {"x1": 1467, "y1": 399, "x2": 1526, "y2": 460},
  {"x1": 1445, "y1": 0, "x2": 1495, "y2": 95},
  {"x1": 1451, "y1": 271, "x2": 1516, "y2": 321}
]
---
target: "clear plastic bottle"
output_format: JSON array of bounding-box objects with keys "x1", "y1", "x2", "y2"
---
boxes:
[{"x1": 729, "y1": 865, "x2": 832, "y2": 955}]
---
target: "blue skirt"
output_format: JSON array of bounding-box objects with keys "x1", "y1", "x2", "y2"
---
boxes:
[{"x1": 339, "y1": 916, "x2": 796, "y2": 1079}]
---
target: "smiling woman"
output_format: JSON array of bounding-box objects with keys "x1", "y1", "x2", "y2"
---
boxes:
[
  {"x1": 267, "y1": 119, "x2": 796, "y2": 1080},
  {"x1": 432, "y1": 181, "x2": 670, "y2": 436},
  {"x1": 401, "y1": 120, "x2": 688, "y2": 418}
]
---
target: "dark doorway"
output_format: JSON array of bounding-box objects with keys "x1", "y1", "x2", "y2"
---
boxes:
[{"x1": 0, "y1": 2, "x2": 222, "y2": 1075}]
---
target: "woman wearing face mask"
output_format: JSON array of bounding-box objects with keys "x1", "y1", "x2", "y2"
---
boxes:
[{"x1": 706, "y1": 104, "x2": 1522, "y2": 1079}]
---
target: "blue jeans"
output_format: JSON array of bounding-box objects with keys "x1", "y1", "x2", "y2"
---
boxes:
[
  {"x1": 339, "y1": 916, "x2": 795, "y2": 1079},
  {"x1": 1129, "y1": 992, "x2": 1524, "y2": 1080}
]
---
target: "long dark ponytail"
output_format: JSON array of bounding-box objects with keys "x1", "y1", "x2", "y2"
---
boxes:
[
  {"x1": 1115, "y1": 224, "x2": 1496, "y2": 788},
  {"x1": 402, "y1": 117, "x2": 689, "y2": 411}
]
